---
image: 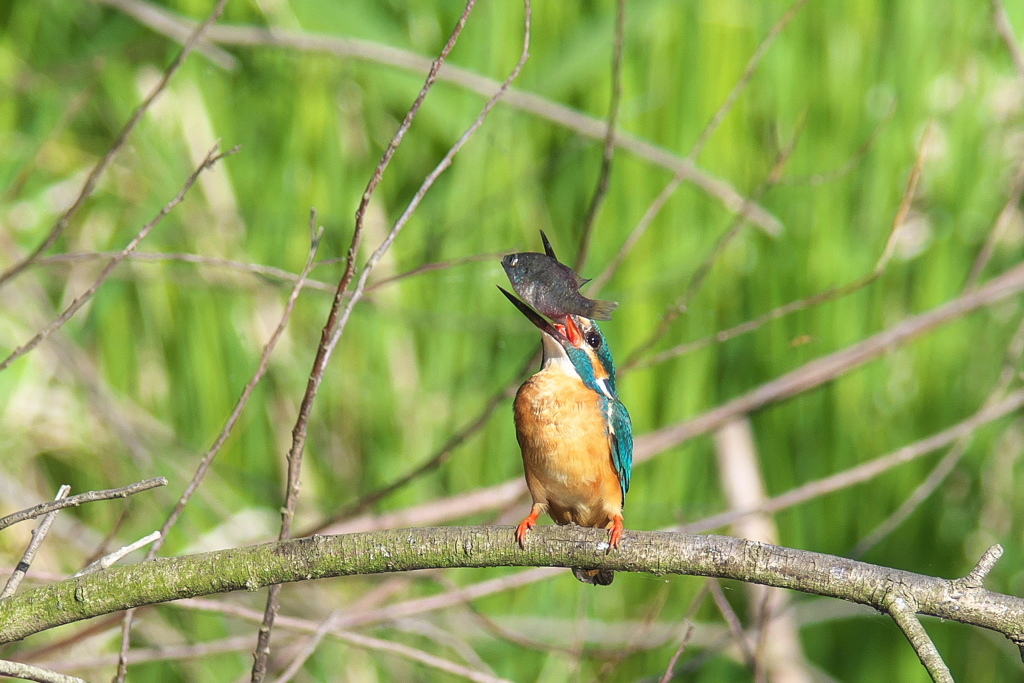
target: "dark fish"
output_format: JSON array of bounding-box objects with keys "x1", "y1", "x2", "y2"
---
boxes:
[{"x1": 501, "y1": 231, "x2": 618, "y2": 321}]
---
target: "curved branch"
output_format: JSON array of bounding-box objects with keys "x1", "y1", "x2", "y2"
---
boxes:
[{"x1": 0, "y1": 527, "x2": 1020, "y2": 657}]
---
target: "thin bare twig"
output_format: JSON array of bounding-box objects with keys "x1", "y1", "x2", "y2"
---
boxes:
[
  {"x1": 657, "y1": 623, "x2": 695, "y2": 683},
  {"x1": 0, "y1": 478, "x2": 166, "y2": 532},
  {"x1": 34, "y1": 251, "x2": 337, "y2": 294},
  {"x1": 874, "y1": 123, "x2": 933, "y2": 273},
  {"x1": 330, "y1": 568, "x2": 562, "y2": 631},
  {"x1": 1, "y1": 486, "x2": 70, "y2": 599},
  {"x1": 35, "y1": 635, "x2": 260, "y2": 671},
  {"x1": 391, "y1": 618, "x2": 495, "y2": 678},
  {"x1": 460, "y1": 602, "x2": 579, "y2": 655},
  {"x1": 596, "y1": 584, "x2": 675, "y2": 678},
  {"x1": 780, "y1": 99, "x2": 896, "y2": 186},
  {"x1": 588, "y1": 175, "x2": 682, "y2": 295},
  {"x1": 0, "y1": 0, "x2": 230, "y2": 290},
  {"x1": 155, "y1": 217, "x2": 323, "y2": 550},
  {"x1": 0, "y1": 660, "x2": 89, "y2": 683},
  {"x1": 8, "y1": 615, "x2": 126, "y2": 667},
  {"x1": 967, "y1": 155, "x2": 1024, "y2": 288},
  {"x1": 320, "y1": 3, "x2": 532, "y2": 364},
  {"x1": 886, "y1": 596, "x2": 953, "y2": 683},
  {"x1": 708, "y1": 579, "x2": 755, "y2": 668},
  {"x1": 958, "y1": 544, "x2": 1004, "y2": 589},
  {"x1": 575, "y1": 0, "x2": 625, "y2": 270},
  {"x1": 35, "y1": 249, "x2": 501, "y2": 297},
  {"x1": 852, "y1": 441, "x2": 969, "y2": 558},
  {"x1": 364, "y1": 252, "x2": 508, "y2": 291},
  {"x1": 633, "y1": 273, "x2": 872, "y2": 370},
  {"x1": 269, "y1": 611, "x2": 341, "y2": 683},
  {"x1": 0, "y1": 143, "x2": 237, "y2": 373},
  {"x1": 71, "y1": 531, "x2": 161, "y2": 578},
  {"x1": 301, "y1": 628, "x2": 515, "y2": 683},
  {"x1": 97, "y1": 0, "x2": 236, "y2": 68}
]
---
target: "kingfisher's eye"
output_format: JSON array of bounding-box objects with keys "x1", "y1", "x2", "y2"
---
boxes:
[{"x1": 586, "y1": 332, "x2": 602, "y2": 349}]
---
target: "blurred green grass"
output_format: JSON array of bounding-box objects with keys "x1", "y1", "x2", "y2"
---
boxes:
[{"x1": 2, "y1": 0, "x2": 1024, "y2": 680}]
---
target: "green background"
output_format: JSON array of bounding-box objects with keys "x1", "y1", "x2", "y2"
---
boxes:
[{"x1": 2, "y1": 0, "x2": 1024, "y2": 680}]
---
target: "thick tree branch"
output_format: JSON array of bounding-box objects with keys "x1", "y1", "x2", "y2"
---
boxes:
[{"x1": 0, "y1": 527, "x2": 1021, "y2": 661}]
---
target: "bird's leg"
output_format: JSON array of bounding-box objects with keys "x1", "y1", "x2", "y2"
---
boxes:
[
  {"x1": 608, "y1": 515, "x2": 624, "y2": 549},
  {"x1": 515, "y1": 504, "x2": 544, "y2": 548}
]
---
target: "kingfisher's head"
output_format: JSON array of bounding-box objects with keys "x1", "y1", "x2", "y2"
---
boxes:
[{"x1": 499, "y1": 286, "x2": 618, "y2": 397}]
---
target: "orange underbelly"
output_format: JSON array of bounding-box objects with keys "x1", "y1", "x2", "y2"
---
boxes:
[{"x1": 514, "y1": 369, "x2": 622, "y2": 529}]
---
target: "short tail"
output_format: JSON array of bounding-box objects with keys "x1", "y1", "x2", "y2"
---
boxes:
[
  {"x1": 572, "y1": 568, "x2": 614, "y2": 586},
  {"x1": 586, "y1": 299, "x2": 618, "y2": 321}
]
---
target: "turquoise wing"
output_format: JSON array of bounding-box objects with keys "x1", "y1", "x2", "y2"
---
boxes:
[{"x1": 609, "y1": 399, "x2": 633, "y2": 503}]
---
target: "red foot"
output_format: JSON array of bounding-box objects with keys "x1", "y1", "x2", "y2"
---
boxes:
[
  {"x1": 516, "y1": 509, "x2": 540, "y2": 548},
  {"x1": 608, "y1": 516, "x2": 624, "y2": 549}
]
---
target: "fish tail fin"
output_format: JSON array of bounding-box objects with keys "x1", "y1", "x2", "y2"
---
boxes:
[
  {"x1": 572, "y1": 568, "x2": 615, "y2": 586},
  {"x1": 587, "y1": 299, "x2": 618, "y2": 321}
]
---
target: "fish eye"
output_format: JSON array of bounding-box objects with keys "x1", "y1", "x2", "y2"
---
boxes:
[
  {"x1": 586, "y1": 331, "x2": 602, "y2": 349},
  {"x1": 503, "y1": 254, "x2": 518, "y2": 267}
]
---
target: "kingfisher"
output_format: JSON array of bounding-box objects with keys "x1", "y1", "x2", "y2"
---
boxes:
[{"x1": 499, "y1": 286, "x2": 633, "y2": 585}]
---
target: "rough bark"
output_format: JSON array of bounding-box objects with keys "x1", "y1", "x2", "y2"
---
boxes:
[{"x1": 1, "y1": 526, "x2": 1021, "y2": 655}]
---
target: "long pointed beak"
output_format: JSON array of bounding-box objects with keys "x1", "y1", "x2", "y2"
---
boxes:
[{"x1": 497, "y1": 286, "x2": 569, "y2": 343}]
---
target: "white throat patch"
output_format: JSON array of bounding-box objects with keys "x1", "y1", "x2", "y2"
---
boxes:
[{"x1": 540, "y1": 332, "x2": 580, "y2": 381}]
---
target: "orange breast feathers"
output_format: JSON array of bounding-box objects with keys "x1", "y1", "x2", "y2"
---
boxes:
[{"x1": 513, "y1": 365, "x2": 623, "y2": 530}]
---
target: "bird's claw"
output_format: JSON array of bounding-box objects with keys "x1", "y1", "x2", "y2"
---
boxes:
[
  {"x1": 608, "y1": 516, "x2": 624, "y2": 549},
  {"x1": 515, "y1": 512, "x2": 539, "y2": 548}
]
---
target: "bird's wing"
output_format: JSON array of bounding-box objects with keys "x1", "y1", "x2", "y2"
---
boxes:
[{"x1": 609, "y1": 400, "x2": 633, "y2": 502}]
